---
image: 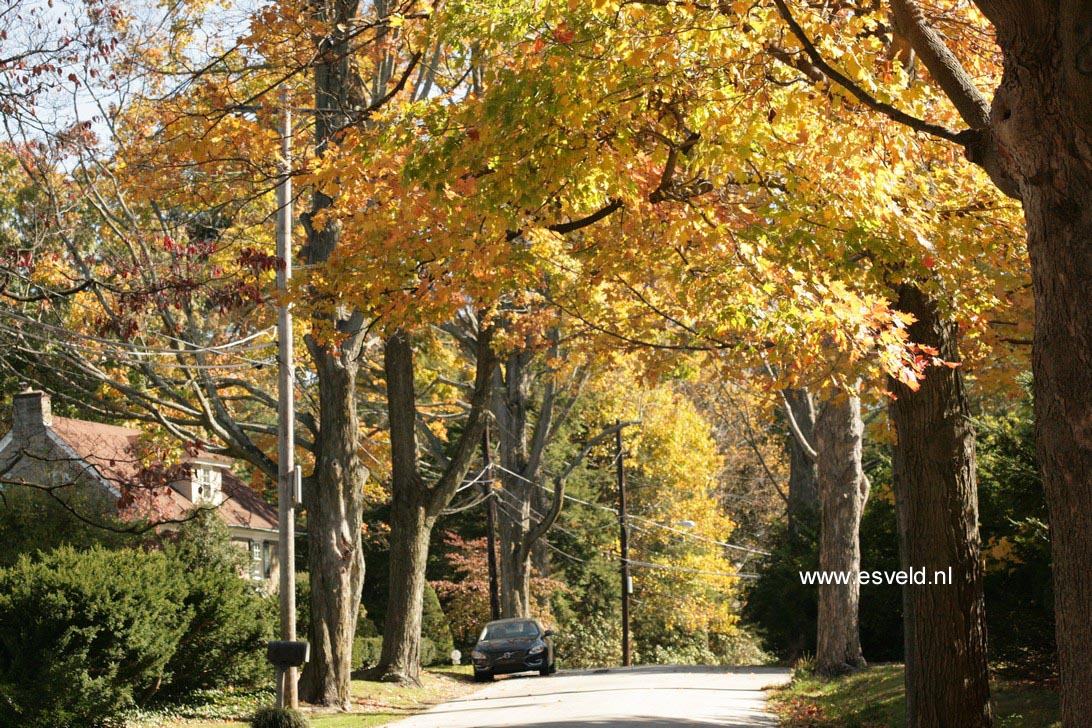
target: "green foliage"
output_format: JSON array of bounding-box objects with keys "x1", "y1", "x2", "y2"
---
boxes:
[
  {"x1": 555, "y1": 608, "x2": 623, "y2": 669},
  {"x1": 634, "y1": 627, "x2": 773, "y2": 667},
  {"x1": 117, "y1": 687, "x2": 275, "y2": 726},
  {"x1": 0, "y1": 485, "x2": 142, "y2": 568},
  {"x1": 250, "y1": 706, "x2": 310, "y2": 728},
  {"x1": 741, "y1": 514, "x2": 820, "y2": 661},
  {"x1": 155, "y1": 511, "x2": 276, "y2": 700},
  {"x1": 352, "y1": 637, "x2": 385, "y2": 671},
  {"x1": 421, "y1": 583, "x2": 454, "y2": 664},
  {"x1": 0, "y1": 546, "x2": 189, "y2": 727},
  {"x1": 977, "y1": 393, "x2": 1055, "y2": 678},
  {"x1": 855, "y1": 492, "x2": 904, "y2": 663}
]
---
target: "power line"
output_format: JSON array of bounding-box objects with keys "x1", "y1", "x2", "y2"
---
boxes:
[
  {"x1": 491, "y1": 463, "x2": 769, "y2": 556},
  {"x1": 490, "y1": 487, "x2": 755, "y2": 581}
]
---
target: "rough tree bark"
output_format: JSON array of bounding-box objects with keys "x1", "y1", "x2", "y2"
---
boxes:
[
  {"x1": 298, "y1": 347, "x2": 367, "y2": 707},
  {"x1": 297, "y1": 0, "x2": 369, "y2": 707},
  {"x1": 494, "y1": 351, "x2": 538, "y2": 619},
  {"x1": 973, "y1": 6, "x2": 1092, "y2": 724},
  {"x1": 814, "y1": 392, "x2": 869, "y2": 675},
  {"x1": 889, "y1": 285, "x2": 991, "y2": 728},
  {"x1": 491, "y1": 336, "x2": 582, "y2": 618},
  {"x1": 378, "y1": 324, "x2": 496, "y2": 685},
  {"x1": 784, "y1": 388, "x2": 819, "y2": 540},
  {"x1": 888, "y1": 2, "x2": 1092, "y2": 722}
]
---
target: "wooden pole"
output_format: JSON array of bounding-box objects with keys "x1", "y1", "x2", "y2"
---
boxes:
[
  {"x1": 617, "y1": 422, "x2": 631, "y2": 667},
  {"x1": 482, "y1": 426, "x2": 501, "y2": 621},
  {"x1": 276, "y1": 98, "x2": 298, "y2": 709}
]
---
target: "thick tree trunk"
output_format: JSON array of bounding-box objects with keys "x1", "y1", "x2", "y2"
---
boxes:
[
  {"x1": 815, "y1": 392, "x2": 869, "y2": 675},
  {"x1": 298, "y1": 351, "x2": 367, "y2": 707},
  {"x1": 377, "y1": 326, "x2": 495, "y2": 685},
  {"x1": 492, "y1": 351, "x2": 551, "y2": 619},
  {"x1": 296, "y1": 0, "x2": 367, "y2": 707},
  {"x1": 377, "y1": 487, "x2": 433, "y2": 684},
  {"x1": 785, "y1": 387, "x2": 819, "y2": 540},
  {"x1": 1024, "y1": 150, "x2": 1092, "y2": 728},
  {"x1": 499, "y1": 530, "x2": 532, "y2": 618},
  {"x1": 889, "y1": 285, "x2": 991, "y2": 728},
  {"x1": 982, "y1": 12, "x2": 1092, "y2": 724}
]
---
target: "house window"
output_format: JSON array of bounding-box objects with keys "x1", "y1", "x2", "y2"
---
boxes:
[
  {"x1": 191, "y1": 465, "x2": 223, "y2": 505},
  {"x1": 249, "y1": 540, "x2": 263, "y2": 581},
  {"x1": 262, "y1": 540, "x2": 276, "y2": 580}
]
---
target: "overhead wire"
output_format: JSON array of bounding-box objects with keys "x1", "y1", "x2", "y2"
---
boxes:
[
  {"x1": 488, "y1": 477, "x2": 756, "y2": 581},
  {"x1": 491, "y1": 462, "x2": 769, "y2": 556}
]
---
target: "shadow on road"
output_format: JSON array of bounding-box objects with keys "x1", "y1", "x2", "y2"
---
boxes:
[{"x1": 438, "y1": 717, "x2": 774, "y2": 727}]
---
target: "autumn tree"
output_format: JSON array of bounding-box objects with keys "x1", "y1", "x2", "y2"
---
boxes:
[
  {"x1": 748, "y1": 0, "x2": 1092, "y2": 722},
  {"x1": 814, "y1": 391, "x2": 870, "y2": 675}
]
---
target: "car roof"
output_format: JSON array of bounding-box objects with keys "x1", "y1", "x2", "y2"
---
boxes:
[{"x1": 484, "y1": 618, "x2": 541, "y2": 626}]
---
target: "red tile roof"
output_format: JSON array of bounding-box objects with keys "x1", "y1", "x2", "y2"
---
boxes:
[{"x1": 48, "y1": 416, "x2": 277, "y2": 531}]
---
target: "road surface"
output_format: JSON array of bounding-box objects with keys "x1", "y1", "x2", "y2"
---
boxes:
[{"x1": 387, "y1": 665, "x2": 791, "y2": 728}]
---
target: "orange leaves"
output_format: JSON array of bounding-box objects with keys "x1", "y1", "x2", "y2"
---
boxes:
[{"x1": 552, "y1": 22, "x2": 576, "y2": 45}]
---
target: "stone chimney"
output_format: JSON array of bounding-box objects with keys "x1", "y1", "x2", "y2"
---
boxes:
[{"x1": 12, "y1": 390, "x2": 52, "y2": 435}]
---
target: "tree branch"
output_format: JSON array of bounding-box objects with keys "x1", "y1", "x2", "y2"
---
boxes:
[{"x1": 518, "y1": 420, "x2": 640, "y2": 565}]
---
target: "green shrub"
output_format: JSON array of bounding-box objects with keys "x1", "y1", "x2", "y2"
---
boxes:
[
  {"x1": 352, "y1": 637, "x2": 384, "y2": 670},
  {"x1": 422, "y1": 584, "x2": 454, "y2": 664},
  {"x1": 0, "y1": 546, "x2": 189, "y2": 727},
  {"x1": 419, "y1": 636, "x2": 439, "y2": 667},
  {"x1": 556, "y1": 610, "x2": 623, "y2": 668},
  {"x1": 155, "y1": 511, "x2": 276, "y2": 699},
  {"x1": 0, "y1": 484, "x2": 142, "y2": 568},
  {"x1": 250, "y1": 706, "x2": 310, "y2": 728}
]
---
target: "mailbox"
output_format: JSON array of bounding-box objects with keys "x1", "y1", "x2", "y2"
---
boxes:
[{"x1": 267, "y1": 640, "x2": 310, "y2": 669}]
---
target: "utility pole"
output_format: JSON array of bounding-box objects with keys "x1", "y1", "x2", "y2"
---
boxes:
[
  {"x1": 482, "y1": 425, "x2": 501, "y2": 621},
  {"x1": 617, "y1": 421, "x2": 631, "y2": 667},
  {"x1": 275, "y1": 99, "x2": 299, "y2": 710}
]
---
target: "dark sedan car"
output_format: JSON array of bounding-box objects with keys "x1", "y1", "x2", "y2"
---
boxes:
[{"x1": 471, "y1": 618, "x2": 556, "y2": 682}]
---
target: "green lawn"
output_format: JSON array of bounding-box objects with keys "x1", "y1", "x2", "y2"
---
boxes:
[
  {"x1": 141, "y1": 665, "x2": 481, "y2": 728},
  {"x1": 769, "y1": 664, "x2": 1059, "y2": 728}
]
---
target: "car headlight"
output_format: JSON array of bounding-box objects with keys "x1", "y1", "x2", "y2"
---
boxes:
[
  {"x1": 529, "y1": 644, "x2": 545, "y2": 655},
  {"x1": 471, "y1": 651, "x2": 487, "y2": 660}
]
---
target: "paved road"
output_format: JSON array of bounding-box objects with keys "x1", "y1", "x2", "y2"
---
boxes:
[{"x1": 387, "y1": 665, "x2": 791, "y2": 728}]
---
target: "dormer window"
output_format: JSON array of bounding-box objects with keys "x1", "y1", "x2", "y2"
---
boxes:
[{"x1": 191, "y1": 463, "x2": 223, "y2": 505}]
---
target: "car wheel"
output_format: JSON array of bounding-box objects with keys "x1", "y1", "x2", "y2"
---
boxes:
[{"x1": 474, "y1": 670, "x2": 493, "y2": 683}]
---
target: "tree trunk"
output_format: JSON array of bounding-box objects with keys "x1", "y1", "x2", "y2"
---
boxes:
[
  {"x1": 815, "y1": 392, "x2": 869, "y2": 675},
  {"x1": 492, "y1": 350, "x2": 553, "y2": 619},
  {"x1": 298, "y1": 350, "x2": 367, "y2": 707},
  {"x1": 785, "y1": 387, "x2": 819, "y2": 540},
  {"x1": 377, "y1": 486, "x2": 432, "y2": 683},
  {"x1": 377, "y1": 326, "x2": 495, "y2": 685},
  {"x1": 296, "y1": 0, "x2": 367, "y2": 707},
  {"x1": 889, "y1": 285, "x2": 991, "y2": 728},
  {"x1": 981, "y1": 11, "x2": 1092, "y2": 724}
]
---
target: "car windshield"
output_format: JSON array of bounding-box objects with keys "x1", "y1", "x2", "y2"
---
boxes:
[{"x1": 479, "y1": 621, "x2": 541, "y2": 641}]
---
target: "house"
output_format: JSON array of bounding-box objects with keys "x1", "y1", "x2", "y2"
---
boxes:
[{"x1": 0, "y1": 390, "x2": 280, "y2": 586}]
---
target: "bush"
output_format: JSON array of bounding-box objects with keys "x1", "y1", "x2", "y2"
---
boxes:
[
  {"x1": 556, "y1": 610, "x2": 623, "y2": 668},
  {"x1": 0, "y1": 485, "x2": 142, "y2": 568},
  {"x1": 421, "y1": 584, "x2": 454, "y2": 664},
  {"x1": 250, "y1": 706, "x2": 310, "y2": 728},
  {"x1": 155, "y1": 511, "x2": 276, "y2": 699},
  {"x1": 352, "y1": 637, "x2": 384, "y2": 670},
  {"x1": 419, "y1": 636, "x2": 439, "y2": 667},
  {"x1": 0, "y1": 547, "x2": 189, "y2": 727}
]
